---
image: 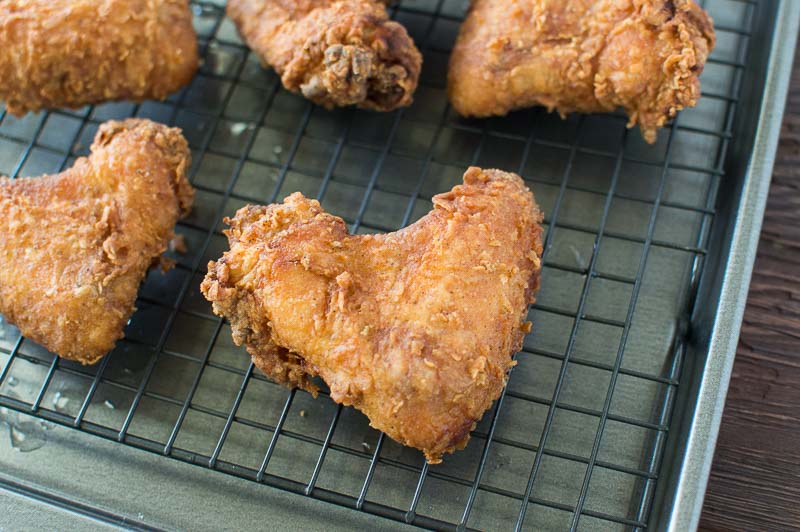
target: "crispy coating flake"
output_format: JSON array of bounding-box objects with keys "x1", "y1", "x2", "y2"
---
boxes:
[
  {"x1": 227, "y1": 0, "x2": 422, "y2": 111},
  {"x1": 202, "y1": 167, "x2": 543, "y2": 463},
  {"x1": 0, "y1": 119, "x2": 194, "y2": 364},
  {"x1": 0, "y1": 0, "x2": 198, "y2": 116},
  {"x1": 448, "y1": 0, "x2": 715, "y2": 143}
]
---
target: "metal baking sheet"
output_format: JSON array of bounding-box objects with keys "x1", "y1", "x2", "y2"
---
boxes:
[{"x1": 0, "y1": 0, "x2": 795, "y2": 530}]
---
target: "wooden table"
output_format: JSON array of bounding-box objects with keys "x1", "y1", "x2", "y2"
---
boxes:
[{"x1": 698, "y1": 47, "x2": 800, "y2": 531}]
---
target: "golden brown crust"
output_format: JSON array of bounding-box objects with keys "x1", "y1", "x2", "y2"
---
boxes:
[
  {"x1": 202, "y1": 167, "x2": 544, "y2": 463},
  {"x1": 0, "y1": 119, "x2": 194, "y2": 364},
  {"x1": 448, "y1": 0, "x2": 715, "y2": 143},
  {"x1": 0, "y1": 0, "x2": 198, "y2": 116},
  {"x1": 227, "y1": 0, "x2": 422, "y2": 111}
]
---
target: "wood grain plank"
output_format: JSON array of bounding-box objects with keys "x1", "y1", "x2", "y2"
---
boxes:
[{"x1": 698, "y1": 43, "x2": 800, "y2": 532}]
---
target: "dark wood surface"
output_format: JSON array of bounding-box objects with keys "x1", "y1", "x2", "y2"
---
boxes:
[{"x1": 698, "y1": 47, "x2": 800, "y2": 531}]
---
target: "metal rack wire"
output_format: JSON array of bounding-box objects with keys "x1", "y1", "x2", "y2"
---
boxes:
[{"x1": 0, "y1": 0, "x2": 758, "y2": 530}]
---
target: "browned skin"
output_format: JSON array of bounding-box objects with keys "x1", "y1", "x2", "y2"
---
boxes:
[
  {"x1": 202, "y1": 167, "x2": 544, "y2": 463},
  {"x1": 448, "y1": 0, "x2": 716, "y2": 143},
  {"x1": 0, "y1": 0, "x2": 198, "y2": 116},
  {"x1": 0, "y1": 119, "x2": 194, "y2": 364},
  {"x1": 227, "y1": 0, "x2": 422, "y2": 111}
]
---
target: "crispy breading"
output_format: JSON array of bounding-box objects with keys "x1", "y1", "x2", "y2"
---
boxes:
[
  {"x1": 448, "y1": 0, "x2": 715, "y2": 143},
  {"x1": 0, "y1": 119, "x2": 194, "y2": 364},
  {"x1": 202, "y1": 167, "x2": 543, "y2": 463},
  {"x1": 0, "y1": 0, "x2": 198, "y2": 116},
  {"x1": 227, "y1": 0, "x2": 422, "y2": 111}
]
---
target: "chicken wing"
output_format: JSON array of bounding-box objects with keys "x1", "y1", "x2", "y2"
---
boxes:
[
  {"x1": 227, "y1": 0, "x2": 422, "y2": 111},
  {"x1": 0, "y1": 0, "x2": 198, "y2": 116},
  {"x1": 202, "y1": 167, "x2": 543, "y2": 463},
  {"x1": 448, "y1": 0, "x2": 715, "y2": 143},
  {"x1": 0, "y1": 119, "x2": 194, "y2": 364}
]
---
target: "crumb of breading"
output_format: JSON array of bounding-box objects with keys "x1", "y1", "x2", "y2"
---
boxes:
[{"x1": 169, "y1": 234, "x2": 188, "y2": 254}]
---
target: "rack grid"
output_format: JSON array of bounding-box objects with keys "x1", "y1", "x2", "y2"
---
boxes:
[{"x1": 0, "y1": 0, "x2": 761, "y2": 530}]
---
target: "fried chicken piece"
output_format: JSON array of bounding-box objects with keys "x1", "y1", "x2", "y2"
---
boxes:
[
  {"x1": 202, "y1": 167, "x2": 543, "y2": 463},
  {"x1": 0, "y1": 0, "x2": 198, "y2": 116},
  {"x1": 227, "y1": 0, "x2": 422, "y2": 111},
  {"x1": 0, "y1": 119, "x2": 194, "y2": 364},
  {"x1": 448, "y1": 0, "x2": 715, "y2": 143}
]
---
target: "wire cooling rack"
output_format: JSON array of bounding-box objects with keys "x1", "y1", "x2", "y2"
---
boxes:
[{"x1": 0, "y1": 0, "x2": 759, "y2": 530}]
